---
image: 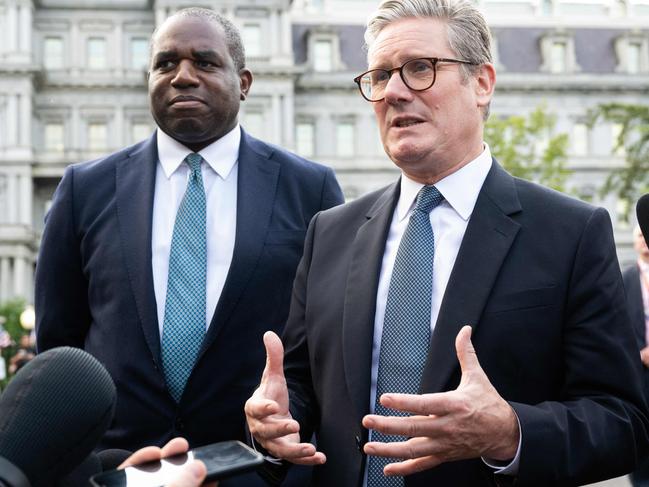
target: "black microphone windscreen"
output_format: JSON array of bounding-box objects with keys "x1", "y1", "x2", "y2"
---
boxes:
[
  {"x1": 0, "y1": 347, "x2": 116, "y2": 487},
  {"x1": 97, "y1": 449, "x2": 133, "y2": 471},
  {"x1": 637, "y1": 194, "x2": 649, "y2": 243},
  {"x1": 56, "y1": 453, "x2": 101, "y2": 487}
]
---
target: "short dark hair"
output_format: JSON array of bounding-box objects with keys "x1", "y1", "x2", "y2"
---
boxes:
[{"x1": 151, "y1": 7, "x2": 246, "y2": 70}]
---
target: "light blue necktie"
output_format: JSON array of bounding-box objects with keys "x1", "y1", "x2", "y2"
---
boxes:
[
  {"x1": 367, "y1": 185, "x2": 444, "y2": 487},
  {"x1": 161, "y1": 153, "x2": 207, "y2": 403}
]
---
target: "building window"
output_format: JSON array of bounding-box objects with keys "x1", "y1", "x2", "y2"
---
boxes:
[
  {"x1": 131, "y1": 122, "x2": 151, "y2": 143},
  {"x1": 87, "y1": 37, "x2": 107, "y2": 70},
  {"x1": 130, "y1": 37, "x2": 149, "y2": 70},
  {"x1": 88, "y1": 123, "x2": 108, "y2": 151},
  {"x1": 44, "y1": 37, "x2": 64, "y2": 69},
  {"x1": 336, "y1": 122, "x2": 355, "y2": 157},
  {"x1": 541, "y1": 32, "x2": 579, "y2": 74},
  {"x1": 313, "y1": 40, "x2": 333, "y2": 72},
  {"x1": 242, "y1": 24, "x2": 262, "y2": 58},
  {"x1": 296, "y1": 122, "x2": 315, "y2": 157},
  {"x1": 44, "y1": 123, "x2": 64, "y2": 152},
  {"x1": 571, "y1": 123, "x2": 589, "y2": 156},
  {"x1": 627, "y1": 42, "x2": 642, "y2": 74},
  {"x1": 615, "y1": 35, "x2": 648, "y2": 74},
  {"x1": 550, "y1": 41, "x2": 567, "y2": 73}
]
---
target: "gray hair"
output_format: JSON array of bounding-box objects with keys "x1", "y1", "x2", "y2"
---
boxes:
[
  {"x1": 152, "y1": 7, "x2": 246, "y2": 70},
  {"x1": 365, "y1": 0, "x2": 492, "y2": 80}
]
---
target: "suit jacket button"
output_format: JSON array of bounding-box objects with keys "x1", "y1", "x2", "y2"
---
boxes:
[{"x1": 175, "y1": 418, "x2": 184, "y2": 431}]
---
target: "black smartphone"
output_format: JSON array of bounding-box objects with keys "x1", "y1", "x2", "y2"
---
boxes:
[{"x1": 90, "y1": 440, "x2": 265, "y2": 487}]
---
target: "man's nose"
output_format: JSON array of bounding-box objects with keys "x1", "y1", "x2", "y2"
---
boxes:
[
  {"x1": 383, "y1": 70, "x2": 413, "y2": 104},
  {"x1": 171, "y1": 60, "x2": 199, "y2": 87}
]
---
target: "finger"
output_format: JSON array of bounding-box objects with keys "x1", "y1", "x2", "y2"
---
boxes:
[
  {"x1": 383, "y1": 456, "x2": 442, "y2": 477},
  {"x1": 290, "y1": 452, "x2": 327, "y2": 466},
  {"x1": 364, "y1": 436, "x2": 436, "y2": 460},
  {"x1": 264, "y1": 437, "x2": 324, "y2": 463},
  {"x1": 167, "y1": 460, "x2": 207, "y2": 487},
  {"x1": 118, "y1": 446, "x2": 162, "y2": 468},
  {"x1": 363, "y1": 414, "x2": 440, "y2": 438},
  {"x1": 368, "y1": 392, "x2": 454, "y2": 417},
  {"x1": 262, "y1": 331, "x2": 285, "y2": 379},
  {"x1": 160, "y1": 437, "x2": 190, "y2": 457},
  {"x1": 245, "y1": 398, "x2": 281, "y2": 419},
  {"x1": 250, "y1": 417, "x2": 300, "y2": 440},
  {"x1": 455, "y1": 325, "x2": 481, "y2": 374}
]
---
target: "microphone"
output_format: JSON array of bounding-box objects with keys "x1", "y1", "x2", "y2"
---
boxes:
[
  {"x1": 0, "y1": 347, "x2": 116, "y2": 487},
  {"x1": 637, "y1": 194, "x2": 649, "y2": 243}
]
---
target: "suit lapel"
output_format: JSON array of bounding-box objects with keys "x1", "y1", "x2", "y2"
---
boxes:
[
  {"x1": 343, "y1": 182, "x2": 399, "y2": 425},
  {"x1": 199, "y1": 130, "x2": 280, "y2": 354},
  {"x1": 116, "y1": 134, "x2": 161, "y2": 366},
  {"x1": 420, "y1": 162, "x2": 522, "y2": 394}
]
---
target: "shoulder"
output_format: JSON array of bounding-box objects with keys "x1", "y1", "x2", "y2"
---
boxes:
[{"x1": 65, "y1": 138, "x2": 152, "y2": 179}]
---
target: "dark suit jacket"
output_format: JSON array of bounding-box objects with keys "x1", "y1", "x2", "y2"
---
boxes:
[
  {"x1": 280, "y1": 161, "x2": 649, "y2": 486},
  {"x1": 35, "y1": 128, "x2": 343, "y2": 452},
  {"x1": 622, "y1": 265, "x2": 649, "y2": 400}
]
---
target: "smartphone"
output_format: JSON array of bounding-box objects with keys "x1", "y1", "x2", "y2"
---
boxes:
[{"x1": 90, "y1": 440, "x2": 265, "y2": 487}]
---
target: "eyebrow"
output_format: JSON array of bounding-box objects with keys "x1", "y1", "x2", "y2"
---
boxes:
[{"x1": 153, "y1": 50, "x2": 221, "y2": 61}]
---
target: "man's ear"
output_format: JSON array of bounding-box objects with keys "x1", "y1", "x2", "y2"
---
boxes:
[
  {"x1": 239, "y1": 69, "x2": 253, "y2": 101},
  {"x1": 474, "y1": 63, "x2": 496, "y2": 109}
]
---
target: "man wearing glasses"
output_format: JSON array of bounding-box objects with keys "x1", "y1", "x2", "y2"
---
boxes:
[{"x1": 246, "y1": 0, "x2": 649, "y2": 485}]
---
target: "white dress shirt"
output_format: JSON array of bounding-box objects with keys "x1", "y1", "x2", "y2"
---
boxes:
[
  {"x1": 363, "y1": 145, "x2": 520, "y2": 485},
  {"x1": 152, "y1": 126, "x2": 240, "y2": 335}
]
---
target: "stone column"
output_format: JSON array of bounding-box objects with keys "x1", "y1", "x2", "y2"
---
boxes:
[
  {"x1": 7, "y1": 173, "x2": 18, "y2": 223},
  {"x1": 7, "y1": 94, "x2": 18, "y2": 148},
  {"x1": 6, "y1": 3, "x2": 18, "y2": 53},
  {"x1": 271, "y1": 94, "x2": 282, "y2": 145},
  {"x1": 19, "y1": 172, "x2": 32, "y2": 225},
  {"x1": 0, "y1": 258, "x2": 11, "y2": 301},
  {"x1": 20, "y1": 2, "x2": 33, "y2": 56},
  {"x1": 13, "y1": 257, "x2": 26, "y2": 300},
  {"x1": 20, "y1": 92, "x2": 32, "y2": 148}
]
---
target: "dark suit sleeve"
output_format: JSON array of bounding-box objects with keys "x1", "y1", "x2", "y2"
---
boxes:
[
  {"x1": 35, "y1": 166, "x2": 91, "y2": 352},
  {"x1": 511, "y1": 208, "x2": 649, "y2": 485},
  {"x1": 282, "y1": 212, "x2": 321, "y2": 439},
  {"x1": 319, "y1": 167, "x2": 344, "y2": 211}
]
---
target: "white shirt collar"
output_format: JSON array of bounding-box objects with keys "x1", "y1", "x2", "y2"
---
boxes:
[
  {"x1": 156, "y1": 124, "x2": 241, "y2": 180},
  {"x1": 396, "y1": 144, "x2": 493, "y2": 221}
]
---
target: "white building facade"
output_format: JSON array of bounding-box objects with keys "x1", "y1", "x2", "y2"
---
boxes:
[{"x1": 0, "y1": 0, "x2": 647, "y2": 302}]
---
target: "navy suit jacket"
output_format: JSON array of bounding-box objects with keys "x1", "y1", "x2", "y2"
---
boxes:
[
  {"x1": 622, "y1": 264, "x2": 649, "y2": 400},
  {"x1": 35, "y1": 129, "x2": 343, "y2": 452},
  {"x1": 279, "y1": 161, "x2": 649, "y2": 486}
]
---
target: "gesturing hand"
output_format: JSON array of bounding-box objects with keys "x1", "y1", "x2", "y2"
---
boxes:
[
  {"x1": 362, "y1": 325, "x2": 519, "y2": 477},
  {"x1": 244, "y1": 331, "x2": 326, "y2": 465}
]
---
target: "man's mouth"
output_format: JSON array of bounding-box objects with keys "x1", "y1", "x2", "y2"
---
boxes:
[{"x1": 392, "y1": 117, "x2": 424, "y2": 128}]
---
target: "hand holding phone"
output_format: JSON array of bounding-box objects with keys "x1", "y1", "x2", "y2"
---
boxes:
[
  {"x1": 118, "y1": 438, "x2": 208, "y2": 487},
  {"x1": 91, "y1": 439, "x2": 263, "y2": 487}
]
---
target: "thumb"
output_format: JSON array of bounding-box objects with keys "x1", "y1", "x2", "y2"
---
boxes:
[
  {"x1": 167, "y1": 461, "x2": 207, "y2": 487},
  {"x1": 262, "y1": 331, "x2": 285, "y2": 379},
  {"x1": 455, "y1": 325, "x2": 481, "y2": 376}
]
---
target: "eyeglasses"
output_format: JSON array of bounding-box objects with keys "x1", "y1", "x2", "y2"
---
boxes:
[{"x1": 353, "y1": 57, "x2": 477, "y2": 102}]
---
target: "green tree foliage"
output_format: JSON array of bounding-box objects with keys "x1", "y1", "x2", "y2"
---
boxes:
[
  {"x1": 485, "y1": 105, "x2": 571, "y2": 192},
  {"x1": 0, "y1": 298, "x2": 28, "y2": 390},
  {"x1": 588, "y1": 103, "x2": 649, "y2": 218}
]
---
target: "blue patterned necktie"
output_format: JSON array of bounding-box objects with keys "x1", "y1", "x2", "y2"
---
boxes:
[
  {"x1": 367, "y1": 185, "x2": 444, "y2": 487},
  {"x1": 161, "y1": 153, "x2": 207, "y2": 403}
]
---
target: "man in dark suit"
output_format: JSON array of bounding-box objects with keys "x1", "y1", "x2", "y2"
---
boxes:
[
  {"x1": 624, "y1": 225, "x2": 649, "y2": 486},
  {"x1": 245, "y1": 0, "x2": 649, "y2": 485},
  {"x1": 35, "y1": 6, "x2": 343, "y2": 463}
]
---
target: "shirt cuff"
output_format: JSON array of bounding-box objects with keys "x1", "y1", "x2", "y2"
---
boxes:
[
  {"x1": 481, "y1": 411, "x2": 522, "y2": 475},
  {"x1": 248, "y1": 429, "x2": 284, "y2": 465}
]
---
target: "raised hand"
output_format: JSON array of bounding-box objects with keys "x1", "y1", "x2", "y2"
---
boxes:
[
  {"x1": 362, "y1": 326, "x2": 519, "y2": 477},
  {"x1": 244, "y1": 331, "x2": 326, "y2": 465}
]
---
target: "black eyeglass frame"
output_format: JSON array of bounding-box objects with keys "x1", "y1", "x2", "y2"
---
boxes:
[{"x1": 353, "y1": 57, "x2": 478, "y2": 102}]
